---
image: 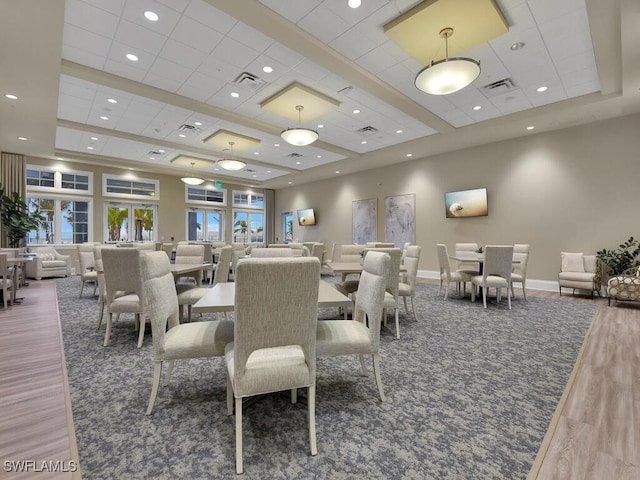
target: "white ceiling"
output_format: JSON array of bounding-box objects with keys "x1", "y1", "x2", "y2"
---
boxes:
[{"x1": 1, "y1": 0, "x2": 639, "y2": 189}]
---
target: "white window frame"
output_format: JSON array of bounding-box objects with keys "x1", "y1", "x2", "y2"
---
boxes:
[
  {"x1": 232, "y1": 190, "x2": 264, "y2": 209},
  {"x1": 186, "y1": 208, "x2": 225, "y2": 242},
  {"x1": 102, "y1": 174, "x2": 160, "y2": 201},
  {"x1": 26, "y1": 193, "x2": 93, "y2": 245},
  {"x1": 185, "y1": 185, "x2": 227, "y2": 206},
  {"x1": 26, "y1": 165, "x2": 93, "y2": 195},
  {"x1": 103, "y1": 202, "x2": 158, "y2": 243},
  {"x1": 232, "y1": 209, "x2": 265, "y2": 246}
]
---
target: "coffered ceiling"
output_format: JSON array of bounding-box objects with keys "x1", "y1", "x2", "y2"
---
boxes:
[{"x1": 1, "y1": 0, "x2": 639, "y2": 189}]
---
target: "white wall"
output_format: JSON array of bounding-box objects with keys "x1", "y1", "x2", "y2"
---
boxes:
[{"x1": 274, "y1": 113, "x2": 640, "y2": 283}]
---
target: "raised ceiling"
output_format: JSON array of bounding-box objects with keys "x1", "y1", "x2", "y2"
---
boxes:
[{"x1": 1, "y1": 0, "x2": 639, "y2": 189}]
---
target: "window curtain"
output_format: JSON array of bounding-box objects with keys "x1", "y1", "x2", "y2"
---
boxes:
[
  {"x1": 0, "y1": 152, "x2": 26, "y2": 247},
  {"x1": 264, "y1": 188, "x2": 275, "y2": 245}
]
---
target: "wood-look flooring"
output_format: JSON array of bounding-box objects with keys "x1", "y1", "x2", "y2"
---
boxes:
[
  {"x1": 1, "y1": 278, "x2": 637, "y2": 479},
  {"x1": 0, "y1": 279, "x2": 80, "y2": 479}
]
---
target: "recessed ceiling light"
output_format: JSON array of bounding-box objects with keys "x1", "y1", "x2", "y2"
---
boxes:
[
  {"x1": 87, "y1": 146, "x2": 94, "y2": 150},
  {"x1": 288, "y1": 181, "x2": 292, "y2": 185},
  {"x1": 144, "y1": 10, "x2": 159, "y2": 22},
  {"x1": 194, "y1": 121, "x2": 202, "y2": 126},
  {"x1": 230, "y1": 92, "x2": 239, "y2": 98},
  {"x1": 126, "y1": 53, "x2": 138, "y2": 62},
  {"x1": 158, "y1": 149, "x2": 165, "y2": 153},
  {"x1": 179, "y1": 133, "x2": 186, "y2": 138},
  {"x1": 353, "y1": 109, "x2": 360, "y2": 114},
  {"x1": 267, "y1": 170, "x2": 272, "y2": 173},
  {"x1": 396, "y1": 129, "x2": 403, "y2": 134},
  {"x1": 406, "y1": 153, "x2": 413, "y2": 157},
  {"x1": 262, "y1": 66, "x2": 273, "y2": 73},
  {"x1": 348, "y1": 0, "x2": 361, "y2": 8},
  {"x1": 510, "y1": 42, "x2": 525, "y2": 51},
  {"x1": 536, "y1": 86, "x2": 548, "y2": 92},
  {"x1": 107, "y1": 98, "x2": 118, "y2": 104},
  {"x1": 335, "y1": 170, "x2": 340, "y2": 174},
  {"x1": 526, "y1": 125, "x2": 535, "y2": 130},
  {"x1": 252, "y1": 175, "x2": 257, "y2": 178},
  {"x1": 317, "y1": 155, "x2": 322, "y2": 158},
  {"x1": 274, "y1": 143, "x2": 280, "y2": 147},
  {"x1": 254, "y1": 152, "x2": 259, "y2": 155},
  {"x1": 361, "y1": 140, "x2": 367, "y2": 144},
  {"x1": 149, "y1": 157, "x2": 155, "y2": 160},
  {"x1": 295, "y1": 161, "x2": 301, "y2": 165},
  {"x1": 4, "y1": 93, "x2": 18, "y2": 100},
  {"x1": 90, "y1": 136, "x2": 98, "y2": 140},
  {"x1": 473, "y1": 105, "x2": 482, "y2": 111},
  {"x1": 17, "y1": 136, "x2": 27, "y2": 141},
  {"x1": 317, "y1": 124, "x2": 324, "y2": 128},
  {"x1": 99, "y1": 115, "x2": 109, "y2": 120}
]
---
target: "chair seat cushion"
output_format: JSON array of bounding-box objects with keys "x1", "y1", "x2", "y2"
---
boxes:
[
  {"x1": 316, "y1": 320, "x2": 371, "y2": 355},
  {"x1": 383, "y1": 291, "x2": 397, "y2": 308},
  {"x1": 109, "y1": 293, "x2": 141, "y2": 312},
  {"x1": 472, "y1": 275, "x2": 509, "y2": 288},
  {"x1": 558, "y1": 271, "x2": 595, "y2": 282},
  {"x1": 177, "y1": 287, "x2": 209, "y2": 305},
  {"x1": 226, "y1": 344, "x2": 311, "y2": 397},
  {"x1": 82, "y1": 270, "x2": 98, "y2": 280},
  {"x1": 511, "y1": 273, "x2": 523, "y2": 282},
  {"x1": 163, "y1": 320, "x2": 233, "y2": 358},
  {"x1": 42, "y1": 260, "x2": 67, "y2": 268},
  {"x1": 398, "y1": 282, "x2": 411, "y2": 295},
  {"x1": 337, "y1": 279, "x2": 359, "y2": 294},
  {"x1": 0, "y1": 279, "x2": 13, "y2": 288}
]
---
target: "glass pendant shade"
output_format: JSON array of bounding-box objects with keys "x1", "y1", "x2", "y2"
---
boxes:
[
  {"x1": 181, "y1": 162, "x2": 205, "y2": 185},
  {"x1": 281, "y1": 105, "x2": 318, "y2": 146},
  {"x1": 217, "y1": 141, "x2": 246, "y2": 171}
]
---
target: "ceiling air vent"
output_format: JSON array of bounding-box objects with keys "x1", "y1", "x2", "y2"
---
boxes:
[
  {"x1": 287, "y1": 152, "x2": 303, "y2": 158},
  {"x1": 178, "y1": 124, "x2": 199, "y2": 132},
  {"x1": 148, "y1": 150, "x2": 163, "y2": 156},
  {"x1": 356, "y1": 126, "x2": 378, "y2": 137},
  {"x1": 233, "y1": 71, "x2": 267, "y2": 92},
  {"x1": 245, "y1": 168, "x2": 256, "y2": 173},
  {"x1": 481, "y1": 78, "x2": 516, "y2": 97}
]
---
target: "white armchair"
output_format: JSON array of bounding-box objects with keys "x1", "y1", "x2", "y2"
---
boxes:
[
  {"x1": 558, "y1": 252, "x2": 602, "y2": 297},
  {"x1": 25, "y1": 246, "x2": 71, "y2": 280}
]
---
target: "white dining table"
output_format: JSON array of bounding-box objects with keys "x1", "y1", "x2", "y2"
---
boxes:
[
  {"x1": 329, "y1": 261, "x2": 406, "y2": 281},
  {"x1": 193, "y1": 280, "x2": 352, "y2": 319},
  {"x1": 7, "y1": 257, "x2": 33, "y2": 304}
]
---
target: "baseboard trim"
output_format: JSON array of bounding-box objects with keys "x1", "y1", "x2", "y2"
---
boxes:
[{"x1": 417, "y1": 270, "x2": 560, "y2": 293}]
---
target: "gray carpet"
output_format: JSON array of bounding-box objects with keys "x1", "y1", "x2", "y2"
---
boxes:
[{"x1": 56, "y1": 276, "x2": 596, "y2": 479}]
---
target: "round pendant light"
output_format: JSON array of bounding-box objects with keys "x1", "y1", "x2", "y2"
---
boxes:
[
  {"x1": 180, "y1": 162, "x2": 205, "y2": 185},
  {"x1": 281, "y1": 105, "x2": 319, "y2": 146},
  {"x1": 217, "y1": 142, "x2": 247, "y2": 171}
]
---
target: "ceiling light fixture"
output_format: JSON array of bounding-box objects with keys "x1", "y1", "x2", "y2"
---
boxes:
[
  {"x1": 415, "y1": 27, "x2": 481, "y2": 95},
  {"x1": 217, "y1": 142, "x2": 247, "y2": 171},
  {"x1": 348, "y1": 0, "x2": 361, "y2": 8},
  {"x1": 281, "y1": 105, "x2": 319, "y2": 146},
  {"x1": 181, "y1": 162, "x2": 205, "y2": 185}
]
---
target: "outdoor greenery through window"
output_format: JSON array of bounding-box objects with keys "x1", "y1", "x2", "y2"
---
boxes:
[
  {"x1": 187, "y1": 209, "x2": 224, "y2": 242},
  {"x1": 106, "y1": 204, "x2": 156, "y2": 242},
  {"x1": 233, "y1": 210, "x2": 264, "y2": 245}
]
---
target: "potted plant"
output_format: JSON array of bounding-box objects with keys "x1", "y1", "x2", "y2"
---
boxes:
[
  {"x1": 0, "y1": 185, "x2": 46, "y2": 248},
  {"x1": 596, "y1": 236, "x2": 640, "y2": 276}
]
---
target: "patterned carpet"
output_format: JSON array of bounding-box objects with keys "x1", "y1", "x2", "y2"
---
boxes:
[{"x1": 56, "y1": 275, "x2": 596, "y2": 479}]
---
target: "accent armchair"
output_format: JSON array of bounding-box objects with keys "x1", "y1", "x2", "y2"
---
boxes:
[
  {"x1": 25, "y1": 246, "x2": 71, "y2": 280},
  {"x1": 558, "y1": 252, "x2": 601, "y2": 297}
]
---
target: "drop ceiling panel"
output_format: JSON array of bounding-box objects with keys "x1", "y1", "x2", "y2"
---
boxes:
[
  {"x1": 170, "y1": 155, "x2": 216, "y2": 168},
  {"x1": 203, "y1": 130, "x2": 261, "y2": 151},
  {"x1": 260, "y1": 82, "x2": 340, "y2": 122},
  {"x1": 65, "y1": 0, "x2": 120, "y2": 38},
  {"x1": 122, "y1": 1, "x2": 182, "y2": 36}
]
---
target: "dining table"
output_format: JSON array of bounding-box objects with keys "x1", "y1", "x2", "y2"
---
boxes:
[
  {"x1": 169, "y1": 262, "x2": 213, "y2": 278},
  {"x1": 329, "y1": 261, "x2": 407, "y2": 281},
  {"x1": 193, "y1": 280, "x2": 352, "y2": 319},
  {"x1": 7, "y1": 256, "x2": 33, "y2": 304}
]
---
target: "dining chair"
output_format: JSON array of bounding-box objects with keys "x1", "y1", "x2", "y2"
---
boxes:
[
  {"x1": 190, "y1": 242, "x2": 215, "y2": 284},
  {"x1": 321, "y1": 242, "x2": 336, "y2": 273},
  {"x1": 140, "y1": 251, "x2": 234, "y2": 416},
  {"x1": 226, "y1": 257, "x2": 320, "y2": 474},
  {"x1": 511, "y1": 244, "x2": 530, "y2": 300},
  {"x1": 471, "y1": 245, "x2": 514, "y2": 309},
  {"x1": 0, "y1": 254, "x2": 14, "y2": 309},
  {"x1": 101, "y1": 248, "x2": 147, "y2": 347},
  {"x1": 436, "y1": 244, "x2": 471, "y2": 299},
  {"x1": 177, "y1": 245, "x2": 233, "y2": 322},
  {"x1": 398, "y1": 245, "x2": 421, "y2": 320},
  {"x1": 310, "y1": 243, "x2": 324, "y2": 264},
  {"x1": 173, "y1": 244, "x2": 205, "y2": 286},
  {"x1": 77, "y1": 243, "x2": 98, "y2": 298},
  {"x1": 316, "y1": 250, "x2": 389, "y2": 401},
  {"x1": 335, "y1": 244, "x2": 366, "y2": 294},
  {"x1": 455, "y1": 242, "x2": 481, "y2": 276},
  {"x1": 251, "y1": 247, "x2": 293, "y2": 257},
  {"x1": 93, "y1": 244, "x2": 118, "y2": 329}
]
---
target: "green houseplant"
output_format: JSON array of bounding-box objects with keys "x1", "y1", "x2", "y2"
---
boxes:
[
  {"x1": 0, "y1": 185, "x2": 46, "y2": 248},
  {"x1": 596, "y1": 236, "x2": 640, "y2": 276}
]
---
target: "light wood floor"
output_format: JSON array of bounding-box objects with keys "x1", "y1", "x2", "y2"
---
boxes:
[{"x1": 0, "y1": 279, "x2": 80, "y2": 479}]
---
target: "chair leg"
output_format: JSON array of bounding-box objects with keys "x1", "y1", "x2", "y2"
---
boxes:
[
  {"x1": 372, "y1": 354, "x2": 386, "y2": 402},
  {"x1": 164, "y1": 360, "x2": 175, "y2": 386},
  {"x1": 411, "y1": 296, "x2": 417, "y2": 321},
  {"x1": 522, "y1": 281, "x2": 527, "y2": 301},
  {"x1": 482, "y1": 287, "x2": 487, "y2": 308},
  {"x1": 235, "y1": 397, "x2": 243, "y2": 475},
  {"x1": 96, "y1": 302, "x2": 104, "y2": 329},
  {"x1": 359, "y1": 354, "x2": 368, "y2": 376},
  {"x1": 308, "y1": 385, "x2": 317, "y2": 456},
  {"x1": 136, "y1": 314, "x2": 145, "y2": 348},
  {"x1": 507, "y1": 287, "x2": 511, "y2": 309},
  {"x1": 187, "y1": 305, "x2": 192, "y2": 322},
  {"x1": 104, "y1": 312, "x2": 113, "y2": 346},
  {"x1": 146, "y1": 361, "x2": 162, "y2": 416},
  {"x1": 443, "y1": 282, "x2": 449, "y2": 300},
  {"x1": 394, "y1": 307, "x2": 400, "y2": 340},
  {"x1": 226, "y1": 374, "x2": 233, "y2": 416},
  {"x1": 403, "y1": 296, "x2": 409, "y2": 315},
  {"x1": 438, "y1": 280, "x2": 443, "y2": 296},
  {"x1": 291, "y1": 389, "x2": 297, "y2": 404},
  {"x1": 92, "y1": 282, "x2": 98, "y2": 296},
  {"x1": 79, "y1": 281, "x2": 84, "y2": 299}
]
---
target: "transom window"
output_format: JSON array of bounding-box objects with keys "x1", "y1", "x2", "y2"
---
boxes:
[
  {"x1": 26, "y1": 166, "x2": 92, "y2": 194},
  {"x1": 186, "y1": 186, "x2": 227, "y2": 206},
  {"x1": 103, "y1": 174, "x2": 159, "y2": 200},
  {"x1": 233, "y1": 190, "x2": 264, "y2": 209}
]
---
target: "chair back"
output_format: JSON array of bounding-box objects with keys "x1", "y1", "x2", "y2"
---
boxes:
[
  {"x1": 251, "y1": 247, "x2": 293, "y2": 258},
  {"x1": 92, "y1": 245, "x2": 116, "y2": 301},
  {"x1": 310, "y1": 243, "x2": 324, "y2": 262},
  {"x1": 401, "y1": 245, "x2": 421, "y2": 294},
  {"x1": 436, "y1": 244, "x2": 453, "y2": 280},
  {"x1": 482, "y1": 245, "x2": 514, "y2": 282},
  {"x1": 513, "y1": 244, "x2": 530, "y2": 254},
  {"x1": 0, "y1": 253, "x2": 9, "y2": 279},
  {"x1": 455, "y1": 242, "x2": 480, "y2": 272},
  {"x1": 365, "y1": 247, "x2": 402, "y2": 297},
  {"x1": 174, "y1": 244, "x2": 204, "y2": 264},
  {"x1": 77, "y1": 243, "x2": 96, "y2": 273},
  {"x1": 139, "y1": 251, "x2": 180, "y2": 355},
  {"x1": 338, "y1": 244, "x2": 365, "y2": 262},
  {"x1": 101, "y1": 248, "x2": 144, "y2": 303},
  {"x1": 232, "y1": 257, "x2": 320, "y2": 393},
  {"x1": 354, "y1": 251, "x2": 389, "y2": 350},
  {"x1": 512, "y1": 252, "x2": 529, "y2": 276},
  {"x1": 133, "y1": 242, "x2": 156, "y2": 251},
  {"x1": 214, "y1": 245, "x2": 233, "y2": 284}
]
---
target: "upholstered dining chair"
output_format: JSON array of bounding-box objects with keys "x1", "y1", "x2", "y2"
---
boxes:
[
  {"x1": 511, "y1": 244, "x2": 530, "y2": 300},
  {"x1": 316, "y1": 251, "x2": 389, "y2": 401},
  {"x1": 173, "y1": 244, "x2": 205, "y2": 286},
  {"x1": 226, "y1": 257, "x2": 320, "y2": 474},
  {"x1": 0, "y1": 254, "x2": 14, "y2": 309},
  {"x1": 335, "y1": 244, "x2": 366, "y2": 295},
  {"x1": 398, "y1": 245, "x2": 421, "y2": 320},
  {"x1": 455, "y1": 242, "x2": 481, "y2": 276},
  {"x1": 251, "y1": 247, "x2": 294, "y2": 258},
  {"x1": 177, "y1": 245, "x2": 233, "y2": 322},
  {"x1": 77, "y1": 243, "x2": 98, "y2": 298},
  {"x1": 436, "y1": 244, "x2": 471, "y2": 300},
  {"x1": 140, "y1": 251, "x2": 234, "y2": 416},
  {"x1": 101, "y1": 248, "x2": 147, "y2": 347},
  {"x1": 93, "y1": 244, "x2": 117, "y2": 329},
  {"x1": 471, "y1": 245, "x2": 514, "y2": 309}
]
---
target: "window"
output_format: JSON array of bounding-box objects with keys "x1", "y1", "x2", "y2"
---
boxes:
[
  {"x1": 27, "y1": 195, "x2": 92, "y2": 244},
  {"x1": 186, "y1": 209, "x2": 224, "y2": 242},
  {"x1": 26, "y1": 166, "x2": 93, "y2": 194},
  {"x1": 233, "y1": 190, "x2": 264, "y2": 209},
  {"x1": 105, "y1": 203, "x2": 157, "y2": 242},
  {"x1": 103, "y1": 174, "x2": 159, "y2": 200},
  {"x1": 283, "y1": 212, "x2": 294, "y2": 243},
  {"x1": 186, "y1": 186, "x2": 227, "y2": 206},
  {"x1": 233, "y1": 210, "x2": 264, "y2": 245}
]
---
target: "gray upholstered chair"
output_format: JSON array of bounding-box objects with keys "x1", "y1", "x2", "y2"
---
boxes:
[
  {"x1": 225, "y1": 257, "x2": 320, "y2": 474},
  {"x1": 77, "y1": 243, "x2": 98, "y2": 298},
  {"x1": 93, "y1": 244, "x2": 118, "y2": 329},
  {"x1": 140, "y1": 251, "x2": 234, "y2": 416},
  {"x1": 455, "y1": 242, "x2": 481, "y2": 277},
  {"x1": 398, "y1": 245, "x2": 421, "y2": 320},
  {"x1": 321, "y1": 242, "x2": 336, "y2": 271},
  {"x1": 251, "y1": 247, "x2": 293, "y2": 258},
  {"x1": 511, "y1": 244, "x2": 530, "y2": 300},
  {"x1": 335, "y1": 244, "x2": 366, "y2": 294},
  {"x1": 25, "y1": 246, "x2": 71, "y2": 280},
  {"x1": 316, "y1": 251, "x2": 389, "y2": 401},
  {"x1": 173, "y1": 244, "x2": 205, "y2": 286},
  {"x1": 436, "y1": 244, "x2": 471, "y2": 300},
  {"x1": 0, "y1": 254, "x2": 14, "y2": 309},
  {"x1": 101, "y1": 248, "x2": 147, "y2": 347},
  {"x1": 558, "y1": 252, "x2": 601, "y2": 297},
  {"x1": 471, "y1": 245, "x2": 514, "y2": 309}
]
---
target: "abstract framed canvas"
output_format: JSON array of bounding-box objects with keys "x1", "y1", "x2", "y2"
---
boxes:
[
  {"x1": 352, "y1": 198, "x2": 377, "y2": 244},
  {"x1": 384, "y1": 193, "x2": 415, "y2": 248}
]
